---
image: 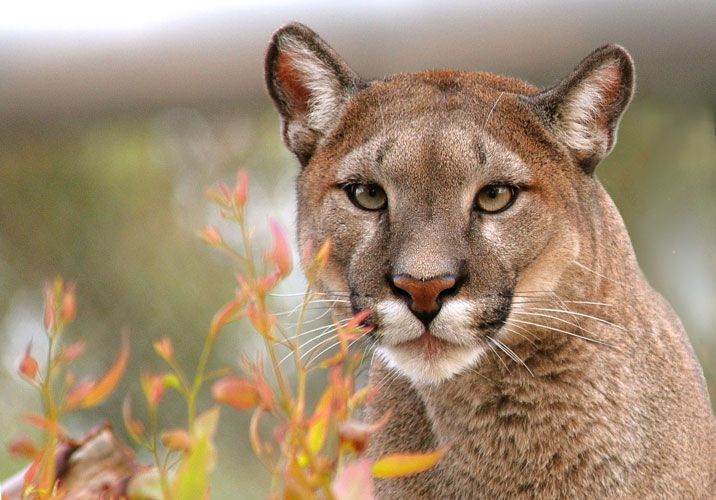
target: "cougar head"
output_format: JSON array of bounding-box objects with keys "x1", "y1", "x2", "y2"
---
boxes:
[{"x1": 265, "y1": 23, "x2": 634, "y2": 384}]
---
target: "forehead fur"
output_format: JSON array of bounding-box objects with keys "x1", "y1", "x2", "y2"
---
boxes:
[{"x1": 327, "y1": 71, "x2": 559, "y2": 158}]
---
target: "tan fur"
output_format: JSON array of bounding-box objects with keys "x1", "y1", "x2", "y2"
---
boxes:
[{"x1": 265, "y1": 23, "x2": 716, "y2": 498}]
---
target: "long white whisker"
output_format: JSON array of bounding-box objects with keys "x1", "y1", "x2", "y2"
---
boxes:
[
  {"x1": 485, "y1": 339, "x2": 509, "y2": 372},
  {"x1": 520, "y1": 307, "x2": 626, "y2": 331},
  {"x1": 507, "y1": 318, "x2": 613, "y2": 347},
  {"x1": 489, "y1": 337, "x2": 533, "y2": 376},
  {"x1": 502, "y1": 327, "x2": 537, "y2": 347},
  {"x1": 572, "y1": 260, "x2": 626, "y2": 286},
  {"x1": 511, "y1": 310, "x2": 599, "y2": 337}
]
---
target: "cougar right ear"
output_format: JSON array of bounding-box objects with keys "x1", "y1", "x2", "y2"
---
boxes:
[
  {"x1": 529, "y1": 44, "x2": 635, "y2": 174},
  {"x1": 265, "y1": 23, "x2": 363, "y2": 167}
]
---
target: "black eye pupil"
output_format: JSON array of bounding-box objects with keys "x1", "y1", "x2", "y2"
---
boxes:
[{"x1": 487, "y1": 187, "x2": 498, "y2": 198}]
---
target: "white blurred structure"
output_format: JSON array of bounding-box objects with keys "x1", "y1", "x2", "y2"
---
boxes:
[{"x1": 1, "y1": 0, "x2": 714, "y2": 122}]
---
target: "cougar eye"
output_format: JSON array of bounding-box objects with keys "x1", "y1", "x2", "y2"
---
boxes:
[
  {"x1": 345, "y1": 183, "x2": 388, "y2": 211},
  {"x1": 474, "y1": 184, "x2": 518, "y2": 213}
]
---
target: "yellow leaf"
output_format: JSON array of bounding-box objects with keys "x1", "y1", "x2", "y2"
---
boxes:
[
  {"x1": 307, "y1": 387, "x2": 333, "y2": 455},
  {"x1": 372, "y1": 448, "x2": 447, "y2": 479}
]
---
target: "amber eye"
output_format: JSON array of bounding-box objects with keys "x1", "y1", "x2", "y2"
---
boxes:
[
  {"x1": 345, "y1": 184, "x2": 388, "y2": 211},
  {"x1": 474, "y1": 184, "x2": 518, "y2": 213}
]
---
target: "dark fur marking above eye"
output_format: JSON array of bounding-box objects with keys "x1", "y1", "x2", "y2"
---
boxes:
[
  {"x1": 435, "y1": 79, "x2": 462, "y2": 94},
  {"x1": 375, "y1": 140, "x2": 393, "y2": 165},
  {"x1": 475, "y1": 138, "x2": 487, "y2": 165}
]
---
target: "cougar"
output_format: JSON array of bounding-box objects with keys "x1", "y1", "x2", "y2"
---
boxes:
[{"x1": 265, "y1": 22, "x2": 716, "y2": 498}]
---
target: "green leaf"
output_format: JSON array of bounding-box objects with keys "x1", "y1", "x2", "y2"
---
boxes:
[{"x1": 171, "y1": 407, "x2": 220, "y2": 500}]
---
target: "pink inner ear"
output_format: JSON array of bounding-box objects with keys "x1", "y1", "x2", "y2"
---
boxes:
[
  {"x1": 276, "y1": 53, "x2": 310, "y2": 114},
  {"x1": 595, "y1": 62, "x2": 622, "y2": 131}
]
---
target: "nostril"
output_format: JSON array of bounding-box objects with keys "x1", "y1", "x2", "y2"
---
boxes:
[
  {"x1": 437, "y1": 274, "x2": 464, "y2": 301},
  {"x1": 389, "y1": 274, "x2": 460, "y2": 325}
]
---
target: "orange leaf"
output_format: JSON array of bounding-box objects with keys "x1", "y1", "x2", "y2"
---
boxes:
[
  {"x1": 153, "y1": 337, "x2": 174, "y2": 362},
  {"x1": 77, "y1": 335, "x2": 130, "y2": 409},
  {"x1": 8, "y1": 436, "x2": 37, "y2": 458},
  {"x1": 209, "y1": 298, "x2": 244, "y2": 339},
  {"x1": 234, "y1": 170, "x2": 249, "y2": 208},
  {"x1": 61, "y1": 282, "x2": 77, "y2": 323},
  {"x1": 141, "y1": 373, "x2": 166, "y2": 410},
  {"x1": 43, "y1": 281, "x2": 57, "y2": 332},
  {"x1": 23, "y1": 414, "x2": 65, "y2": 437},
  {"x1": 64, "y1": 380, "x2": 95, "y2": 411},
  {"x1": 338, "y1": 413, "x2": 390, "y2": 455},
  {"x1": 372, "y1": 448, "x2": 447, "y2": 479},
  {"x1": 57, "y1": 341, "x2": 86, "y2": 364},
  {"x1": 161, "y1": 428, "x2": 192, "y2": 453},
  {"x1": 19, "y1": 343, "x2": 39, "y2": 381},
  {"x1": 200, "y1": 226, "x2": 223, "y2": 248},
  {"x1": 268, "y1": 219, "x2": 292, "y2": 278},
  {"x1": 212, "y1": 377, "x2": 261, "y2": 410},
  {"x1": 122, "y1": 396, "x2": 145, "y2": 444}
]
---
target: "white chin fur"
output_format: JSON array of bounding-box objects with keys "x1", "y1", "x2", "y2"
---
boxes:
[
  {"x1": 377, "y1": 344, "x2": 486, "y2": 385},
  {"x1": 374, "y1": 299, "x2": 486, "y2": 385}
]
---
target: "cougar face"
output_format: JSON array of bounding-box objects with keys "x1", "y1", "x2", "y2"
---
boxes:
[
  {"x1": 265, "y1": 25, "x2": 600, "y2": 383},
  {"x1": 305, "y1": 106, "x2": 580, "y2": 383}
]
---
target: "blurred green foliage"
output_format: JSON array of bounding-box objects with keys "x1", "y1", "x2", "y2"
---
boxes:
[{"x1": 1, "y1": 98, "x2": 714, "y2": 497}]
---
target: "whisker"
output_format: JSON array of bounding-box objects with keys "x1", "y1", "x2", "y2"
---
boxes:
[
  {"x1": 502, "y1": 327, "x2": 537, "y2": 347},
  {"x1": 572, "y1": 260, "x2": 626, "y2": 286},
  {"x1": 507, "y1": 318, "x2": 613, "y2": 347},
  {"x1": 511, "y1": 310, "x2": 600, "y2": 337},
  {"x1": 307, "y1": 340, "x2": 341, "y2": 366},
  {"x1": 270, "y1": 291, "x2": 351, "y2": 297},
  {"x1": 485, "y1": 339, "x2": 510, "y2": 372},
  {"x1": 520, "y1": 307, "x2": 626, "y2": 331},
  {"x1": 489, "y1": 337, "x2": 533, "y2": 376},
  {"x1": 278, "y1": 325, "x2": 340, "y2": 365}
]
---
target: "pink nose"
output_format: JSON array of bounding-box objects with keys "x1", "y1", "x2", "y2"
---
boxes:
[{"x1": 391, "y1": 275, "x2": 458, "y2": 326}]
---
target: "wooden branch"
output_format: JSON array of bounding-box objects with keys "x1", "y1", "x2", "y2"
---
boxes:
[{"x1": 2, "y1": 423, "x2": 141, "y2": 500}]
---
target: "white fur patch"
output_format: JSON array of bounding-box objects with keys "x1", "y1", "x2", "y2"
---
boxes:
[
  {"x1": 280, "y1": 37, "x2": 346, "y2": 132},
  {"x1": 375, "y1": 300, "x2": 424, "y2": 344},
  {"x1": 556, "y1": 59, "x2": 620, "y2": 154},
  {"x1": 378, "y1": 343, "x2": 485, "y2": 386},
  {"x1": 375, "y1": 298, "x2": 485, "y2": 385}
]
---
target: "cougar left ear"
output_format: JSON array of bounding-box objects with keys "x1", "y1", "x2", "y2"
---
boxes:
[
  {"x1": 530, "y1": 45, "x2": 635, "y2": 174},
  {"x1": 265, "y1": 23, "x2": 363, "y2": 167}
]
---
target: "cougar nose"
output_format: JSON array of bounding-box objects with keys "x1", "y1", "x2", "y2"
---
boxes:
[{"x1": 390, "y1": 274, "x2": 459, "y2": 326}]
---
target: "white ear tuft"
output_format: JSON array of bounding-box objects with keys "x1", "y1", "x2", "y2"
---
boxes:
[
  {"x1": 265, "y1": 23, "x2": 362, "y2": 166},
  {"x1": 532, "y1": 45, "x2": 635, "y2": 173}
]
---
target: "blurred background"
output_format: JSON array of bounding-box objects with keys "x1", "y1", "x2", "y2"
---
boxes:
[{"x1": 1, "y1": 1, "x2": 714, "y2": 497}]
